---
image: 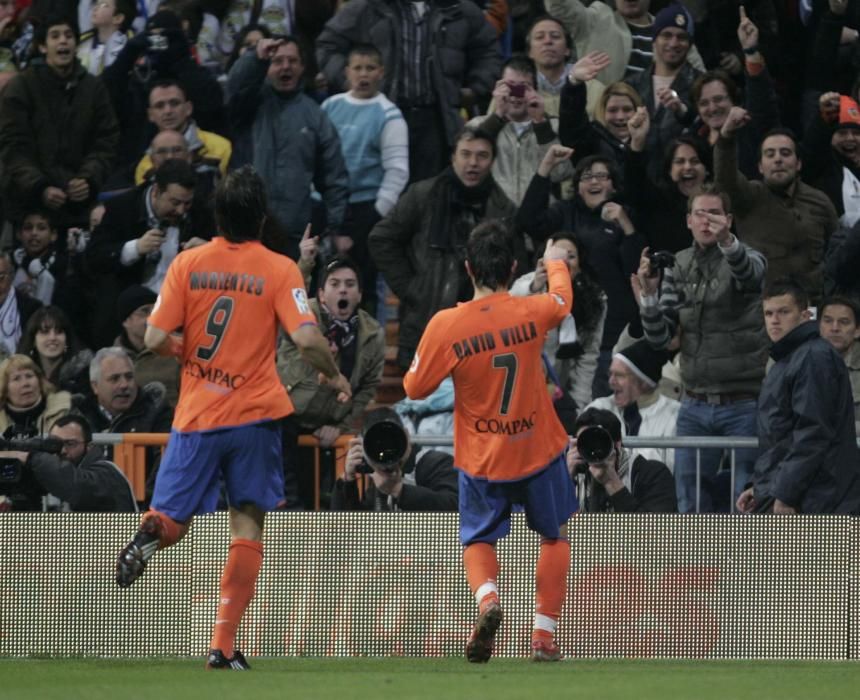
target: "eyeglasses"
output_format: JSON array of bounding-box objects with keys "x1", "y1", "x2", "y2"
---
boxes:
[
  {"x1": 580, "y1": 172, "x2": 610, "y2": 182},
  {"x1": 61, "y1": 439, "x2": 84, "y2": 449}
]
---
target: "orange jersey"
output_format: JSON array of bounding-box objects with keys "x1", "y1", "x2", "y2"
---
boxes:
[
  {"x1": 403, "y1": 260, "x2": 573, "y2": 481},
  {"x1": 148, "y1": 237, "x2": 317, "y2": 432}
]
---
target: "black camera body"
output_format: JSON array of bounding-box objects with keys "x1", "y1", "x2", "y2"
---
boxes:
[
  {"x1": 647, "y1": 250, "x2": 676, "y2": 277},
  {"x1": 357, "y1": 413, "x2": 409, "y2": 474}
]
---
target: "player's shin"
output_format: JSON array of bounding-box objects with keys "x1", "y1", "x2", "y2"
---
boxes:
[
  {"x1": 532, "y1": 538, "x2": 570, "y2": 661},
  {"x1": 209, "y1": 539, "x2": 264, "y2": 658}
]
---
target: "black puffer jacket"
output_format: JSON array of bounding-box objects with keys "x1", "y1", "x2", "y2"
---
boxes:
[
  {"x1": 754, "y1": 321, "x2": 860, "y2": 514},
  {"x1": 369, "y1": 172, "x2": 517, "y2": 357},
  {"x1": 515, "y1": 173, "x2": 644, "y2": 350},
  {"x1": 0, "y1": 59, "x2": 119, "y2": 221}
]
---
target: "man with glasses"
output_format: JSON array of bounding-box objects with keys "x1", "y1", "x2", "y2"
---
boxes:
[
  {"x1": 636, "y1": 184, "x2": 768, "y2": 513},
  {"x1": 0, "y1": 414, "x2": 137, "y2": 512},
  {"x1": 134, "y1": 80, "x2": 232, "y2": 186}
]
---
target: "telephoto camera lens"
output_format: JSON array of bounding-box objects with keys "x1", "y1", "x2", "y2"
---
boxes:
[
  {"x1": 576, "y1": 426, "x2": 614, "y2": 464},
  {"x1": 362, "y1": 419, "x2": 408, "y2": 468}
]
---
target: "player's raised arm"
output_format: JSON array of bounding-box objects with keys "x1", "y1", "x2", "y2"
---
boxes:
[
  {"x1": 539, "y1": 238, "x2": 574, "y2": 325},
  {"x1": 290, "y1": 323, "x2": 352, "y2": 401},
  {"x1": 403, "y1": 312, "x2": 455, "y2": 400}
]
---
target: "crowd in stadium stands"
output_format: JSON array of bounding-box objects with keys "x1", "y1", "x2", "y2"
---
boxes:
[{"x1": 1, "y1": 0, "x2": 860, "y2": 514}]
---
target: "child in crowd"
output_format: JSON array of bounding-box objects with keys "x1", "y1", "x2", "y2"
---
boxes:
[
  {"x1": 320, "y1": 43, "x2": 408, "y2": 314},
  {"x1": 77, "y1": 0, "x2": 133, "y2": 75},
  {"x1": 12, "y1": 209, "x2": 66, "y2": 306}
]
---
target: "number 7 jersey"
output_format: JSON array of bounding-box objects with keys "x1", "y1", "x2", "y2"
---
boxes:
[
  {"x1": 148, "y1": 237, "x2": 318, "y2": 433},
  {"x1": 403, "y1": 260, "x2": 574, "y2": 481}
]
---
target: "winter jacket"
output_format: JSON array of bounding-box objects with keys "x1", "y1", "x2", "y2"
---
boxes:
[
  {"x1": 368, "y1": 172, "x2": 517, "y2": 355},
  {"x1": 466, "y1": 112, "x2": 572, "y2": 206},
  {"x1": 625, "y1": 62, "x2": 702, "y2": 183},
  {"x1": 0, "y1": 389, "x2": 71, "y2": 436},
  {"x1": 754, "y1": 321, "x2": 860, "y2": 514},
  {"x1": 714, "y1": 132, "x2": 839, "y2": 302},
  {"x1": 582, "y1": 453, "x2": 678, "y2": 513},
  {"x1": 71, "y1": 382, "x2": 173, "y2": 435},
  {"x1": 0, "y1": 59, "x2": 119, "y2": 221},
  {"x1": 515, "y1": 173, "x2": 644, "y2": 350},
  {"x1": 28, "y1": 445, "x2": 137, "y2": 512},
  {"x1": 641, "y1": 236, "x2": 768, "y2": 395},
  {"x1": 330, "y1": 446, "x2": 458, "y2": 511},
  {"x1": 277, "y1": 301, "x2": 385, "y2": 432},
  {"x1": 227, "y1": 51, "x2": 349, "y2": 240},
  {"x1": 825, "y1": 219, "x2": 860, "y2": 298},
  {"x1": 316, "y1": 0, "x2": 500, "y2": 147}
]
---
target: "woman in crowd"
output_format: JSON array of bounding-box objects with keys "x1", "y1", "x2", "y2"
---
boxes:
[
  {"x1": 626, "y1": 107, "x2": 711, "y2": 253},
  {"x1": 517, "y1": 145, "x2": 645, "y2": 398},
  {"x1": 560, "y1": 61, "x2": 644, "y2": 183},
  {"x1": 511, "y1": 233, "x2": 607, "y2": 411},
  {"x1": 0, "y1": 353, "x2": 71, "y2": 438},
  {"x1": 17, "y1": 306, "x2": 93, "y2": 396}
]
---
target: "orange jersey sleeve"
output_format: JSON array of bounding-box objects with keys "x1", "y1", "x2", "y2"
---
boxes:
[
  {"x1": 404, "y1": 260, "x2": 573, "y2": 481},
  {"x1": 148, "y1": 238, "x2": 318, "y2": 432}
]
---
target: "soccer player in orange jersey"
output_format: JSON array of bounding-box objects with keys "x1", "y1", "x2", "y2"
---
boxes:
[
  {"x1": 403, "y1": 220, "x2": 576, "y2": 662},
  {"x1": 115, "y1": 166, "x2": 352, "y2": 670}
]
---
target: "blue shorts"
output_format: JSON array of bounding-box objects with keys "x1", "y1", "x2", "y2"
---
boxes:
[
  {"x1": 458, "y1": 453, "x2": 577, "y2": 545},
  {"x1": 150, "y1": 421, "x2": 285, "y2": 521}
]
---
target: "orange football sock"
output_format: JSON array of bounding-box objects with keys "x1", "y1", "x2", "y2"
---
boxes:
[
  {"x1": 534, "y1": 539, "x2": 570, "y2": 639},
  {"x1": 141, "y1": 509, "x2": 189, "y2": 550},
  {"x1": 463, "y1": 543, "x2": 499, "y2": 609},
  {"x1": 209, "y1": 539, "x2": 264, "y2": 658}
]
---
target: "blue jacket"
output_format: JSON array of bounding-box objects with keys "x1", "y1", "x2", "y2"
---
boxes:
[
  {"x1": 755, "y1": 321, "x2": 860, "y2": 514},
  {"x1": 227, "y1": 52, "x2": 349, "y2": 238}
]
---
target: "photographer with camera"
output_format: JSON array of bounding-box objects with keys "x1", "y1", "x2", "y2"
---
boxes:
[
  {"x1": 636, "y1": 183, "x2": 768, "y2": 513},
  {"x1": 330, "y1": 408, "x2": 458, "y2": 512},
  {"x1": 0, "y1": 414, "x2": 136, "y2": 512},
  {"x1": 568, "y1": 407, "x2": 677, "y2": 514}
]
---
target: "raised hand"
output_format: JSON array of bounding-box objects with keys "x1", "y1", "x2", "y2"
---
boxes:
[
  {"x1": 719, "y1": 105, "x2": 751, "y2": 138},
  {"x1": 537, "y1": 144, "x2": 574, "y2": 177},
  {"x1": 627, "y1": 106, "x2": 650, "y2": 151},
  {"x1": 570, "y1": 51, "x2": 611, "y2": 83},
  {"x1": 737, "y1": 6, "x2": 759, "y2": 51}
]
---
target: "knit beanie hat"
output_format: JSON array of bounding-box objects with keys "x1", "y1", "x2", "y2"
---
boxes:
[
  {"x1": 652, "y1": 4, "x2": 694, "y2": 40},
  {"x1": 613, "y1": 340, "x2": 668, "y2": 388},
  {"x1": 117, "y1": 285, "x2": 157, "y2": 323}
]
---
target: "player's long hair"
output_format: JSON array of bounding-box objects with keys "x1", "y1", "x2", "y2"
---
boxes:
[
  {"x1": 214, "y1": 166, "x2": 268, "y2": 242},
  {"x1": 466, "y1": 220, "x2": 515, "y2": 291}
]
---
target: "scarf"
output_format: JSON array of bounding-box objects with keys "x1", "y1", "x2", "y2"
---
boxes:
[
  {"x1": 322, "y1": 305, "x2": 359, "y2": 379},
  {"x1": 622, "y1": 402, "x2": 643, "y2": 437},
  {"x1": 427, "y1": 167, "x2": 495, "y2": 251}
]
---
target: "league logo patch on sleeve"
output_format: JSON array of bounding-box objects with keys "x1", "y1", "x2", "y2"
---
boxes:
[
  {"x1": 409, "y1": 351, "x2": 420, "y2": 373},
  {"x1": 551, "y1": 293, "x2": 566, "y2": 306},
  {"x1": 292, "y1": 288, "x2": 311, "y2": 315}
]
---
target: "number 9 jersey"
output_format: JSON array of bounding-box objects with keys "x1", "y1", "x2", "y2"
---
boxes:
[
  {"x1": 148, "y1": 237, "x2": 318, "y2": 433},
  {"x1": 403, "y1": 260, "x2": 573, "y2": 482}
]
